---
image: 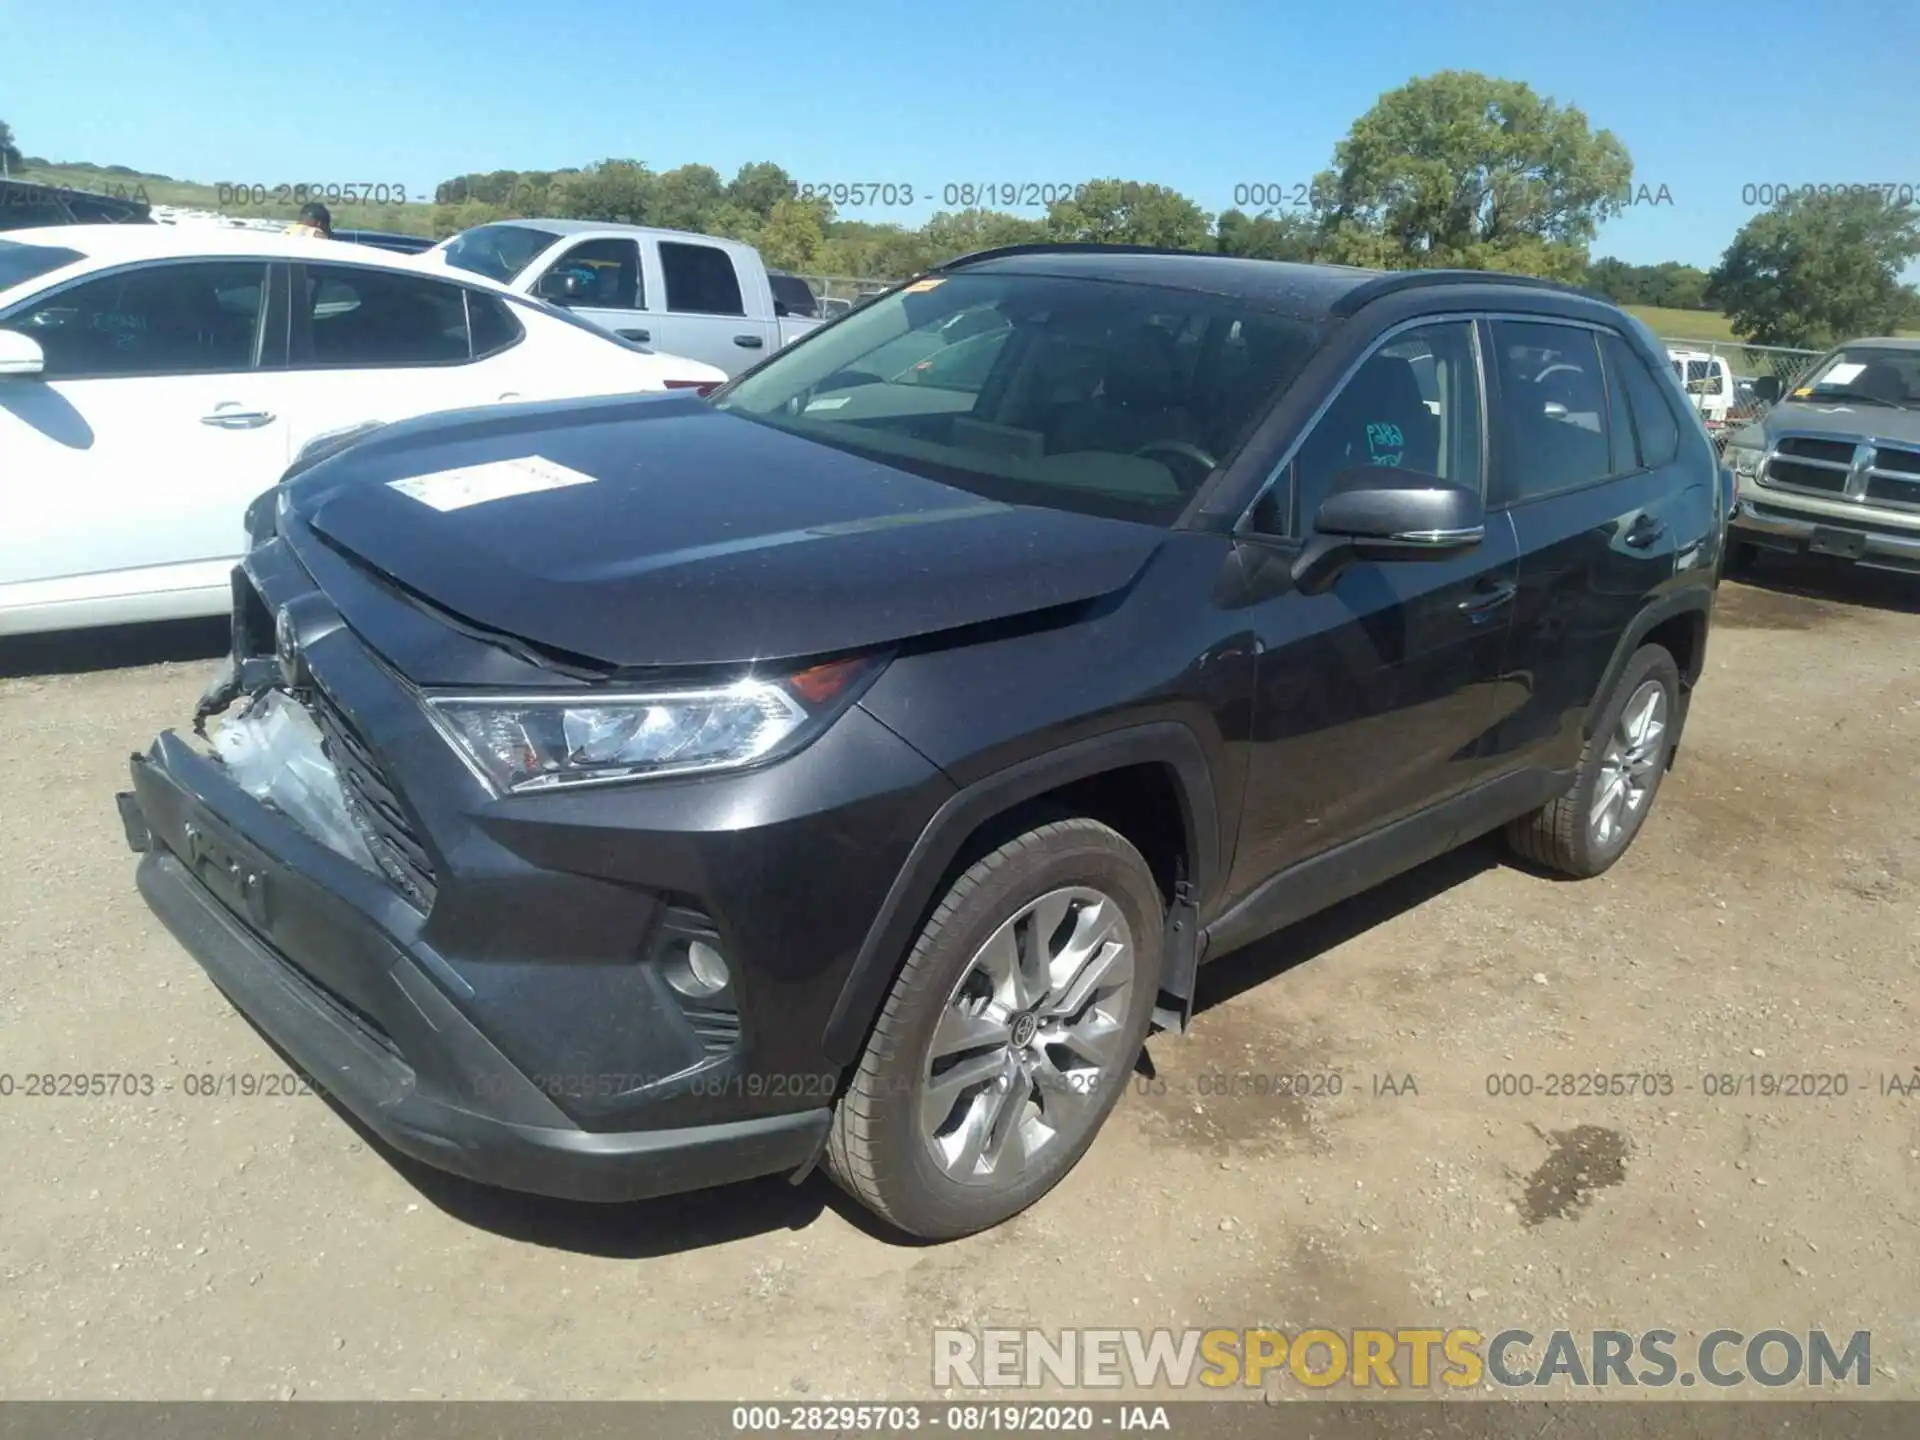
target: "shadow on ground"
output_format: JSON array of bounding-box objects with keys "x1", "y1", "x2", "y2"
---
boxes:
[
  {"x1": 0, "y1": 616, "x2": 229, "y2": 678},
  {"x1": 1727, "y1": 552, "x2": 1920, "y2": 617}
]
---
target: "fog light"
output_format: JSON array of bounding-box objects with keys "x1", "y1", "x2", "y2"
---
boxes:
[{"x1": 665, "y1": 939, "x2": 731, "y2": 999}]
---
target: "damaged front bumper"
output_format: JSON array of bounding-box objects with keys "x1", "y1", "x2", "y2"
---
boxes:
[{"x1": 123, "y1": 734, "x2": 829, "y2": 1201}]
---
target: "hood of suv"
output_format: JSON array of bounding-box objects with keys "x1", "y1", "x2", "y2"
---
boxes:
[
  {"x1": 1744, "y1": 399, "x2": 1920, "y2": 448},
  {"x1": 281, "y1": 393, "x2": 1165, "y2": 671}
]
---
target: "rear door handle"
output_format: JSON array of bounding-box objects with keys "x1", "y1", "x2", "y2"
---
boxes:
[
  {"x1": 1457, "y1": 578, "x2": 1518, "y2": 617},
  {"x1": 733, "y1": 334, "x2": 765, "y2": 349},
  {"x1": 200, "y1": 404, "x2": 275, "y2": 429},
  {"x1": 1625, "y1": 516, "x2": 1668, "y2": 549},
  {"x1": 616, "y1": 328, "x2": 650, "y2": 343}
]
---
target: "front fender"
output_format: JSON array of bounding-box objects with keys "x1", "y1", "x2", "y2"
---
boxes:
[{"x1": 820, "y1": 721, "x2": 1219, "y2": 1066}]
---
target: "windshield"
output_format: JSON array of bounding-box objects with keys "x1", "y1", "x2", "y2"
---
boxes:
[
  {"x1": 0, "y1": 240, "x2": 87, "y2": 295},
  {"x1": 1796, "y1": 345, "x2": 1920, "y2": 407},
  {"x1": 437, "y1": 223, "x2": 562, "y2": 284},
  {"x1": 715, "y1": 271, "x2": 1323, "y2": 524}
]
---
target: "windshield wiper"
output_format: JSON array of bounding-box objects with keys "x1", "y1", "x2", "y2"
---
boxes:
[{"x1": 1803, "y1": 386, "x2": 1916, "y2": 411}]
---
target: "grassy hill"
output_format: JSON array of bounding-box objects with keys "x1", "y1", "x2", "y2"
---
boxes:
[{"x1": 14, "y1": 163, "x2": 442, "y2": 237}]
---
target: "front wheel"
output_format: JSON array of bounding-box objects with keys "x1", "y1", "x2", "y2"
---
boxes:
[
  {"x1": 1504, "y1": 644, "x2": 1681, "y2": 878},
  {"x1": 825, "y1": 819, "x2": 1164, "y2": 1240}
]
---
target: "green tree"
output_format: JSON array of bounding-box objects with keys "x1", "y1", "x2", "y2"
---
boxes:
[
  {"x1": 1312, "y1": 71, "x2": 1631, "y2": 278},
  {"x1": 0, "y1": 120, "x2": 20, "y2": 173},
  {"x1": 552, "y1": 159, "x2": 653, "y2": 224},
  {"x1": 921, "y1": 207, "x2": 1046, "y2": 262},
  {"x1": 755, "y1": 195, "x2": 828, "y2": 271},
  {"x1": 1214, "y1": 208, "x2": 1321, "y2": 261},
  {"x1": 1706, "y1": 191, "x2": 1920, "y2": 347},
  {"x1": 650, "y1": 164, "x2": 726, "y2": 233},
  {"x1": 1044, "y1": 179, "x2": 1212, "y2": 250},
  {"x1": 726, "y1": 162, "x2": 796, "y2": 220}
]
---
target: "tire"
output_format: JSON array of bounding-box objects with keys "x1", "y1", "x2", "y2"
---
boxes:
[
  {"x1": 1725, "y1": 538, "x2": 1760, "y2": 577},
  {"x1": 825, "y1": 818, "x2": 1164, "y2": 1240},
  {"x1": 1504, "y1": 644, "x2": 1681, "y2": 879}
]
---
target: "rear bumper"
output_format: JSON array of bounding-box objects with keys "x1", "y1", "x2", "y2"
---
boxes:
[
  {"x1": 1731, "y1": 497, "x2": 1920, "y2": 573},
  {"x1": 125, "y1": 738, "x2": 830, "y2": 1204}
]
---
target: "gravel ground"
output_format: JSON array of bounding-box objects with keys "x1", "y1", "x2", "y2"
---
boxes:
[{"x1": 1, "y1": 559, "x2": 1916, "y2": 1404}]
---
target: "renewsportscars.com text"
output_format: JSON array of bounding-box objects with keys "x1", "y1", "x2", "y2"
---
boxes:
[{"x1": 933, "y1": 1327, "x2": 1873, "y2": 1390}]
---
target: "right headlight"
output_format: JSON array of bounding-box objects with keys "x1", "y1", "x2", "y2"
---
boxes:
[
  {"x1": 1724, "y1": 442, "x2": 1765, "y2": 480},
  {"x1": 425, "y1": 655, "x2": 884, "y2": 795}
]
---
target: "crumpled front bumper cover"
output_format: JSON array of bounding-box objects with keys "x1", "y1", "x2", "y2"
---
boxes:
[{"x1": 123, "y1": 737, "x2": 830, "y2": 1204}]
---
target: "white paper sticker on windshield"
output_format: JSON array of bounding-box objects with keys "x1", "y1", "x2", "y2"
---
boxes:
[
  {"x1": 805, "y1": 395, "x2": 852, "y2": 412},
  {"x1": 387, "y1": 456, "x2": 597, "y2": 512},
  {"x1": 1822, "y1": 362, "x2": 1866, "y2": 386}
]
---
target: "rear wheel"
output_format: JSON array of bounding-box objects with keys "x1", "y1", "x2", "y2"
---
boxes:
[
  {"x1": 825, "y1": 819, "x2": 1164, "y2": 1240},
  {"x1": 1504, "y1": 645, "x2": 1680, "y2": 878}
]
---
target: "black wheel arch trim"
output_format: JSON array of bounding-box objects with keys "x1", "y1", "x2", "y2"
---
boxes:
[
  {"x1": 821, "y1": 721, "x2": 1220, "y2": 1066},
  {"x1": 1585, "y1": 588, "x2": 1711, "y2": 741}
]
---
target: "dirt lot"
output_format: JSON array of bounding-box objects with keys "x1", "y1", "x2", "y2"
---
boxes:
[{"x1": 1, "y1": 559, "x2": 1917, "y2": 1404}]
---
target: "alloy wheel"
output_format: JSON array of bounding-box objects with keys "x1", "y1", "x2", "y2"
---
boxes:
[
  {"x1": 919, "y1": 886, "x2": 1136, "y2": 1186},
  {"x1": 1591, "y1": 679, "x2": 1668, "y2": 847}
]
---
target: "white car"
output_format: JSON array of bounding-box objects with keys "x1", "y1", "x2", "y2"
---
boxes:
[{"x1": 0, "y1": 225, "x2": 725, "y2": 637}]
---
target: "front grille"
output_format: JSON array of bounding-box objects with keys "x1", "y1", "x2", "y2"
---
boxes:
[
  {"x1": 1866, "y1": 442, "x2": 1920, "y2": 509},
  {"x1": 1777, "y1": 436, "x2": 1856, "y2": 466},
  {"x1": 307, "y1": 686, "x2": 438, "y2": 911},
  {"x1": 1875, "y1": 446, "x2": 1920, "y2": 476},
  {"x1": 1767, "y1": 436, "x2": 1853, "y2": 494}
]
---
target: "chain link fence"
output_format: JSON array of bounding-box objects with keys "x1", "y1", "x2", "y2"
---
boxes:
[
  {"x1": 789, "y1": 273, "x2": 898, "y2": 318},
  {"x1": 1655, "y1": 335, "x2": 1825, "y2": 450}
]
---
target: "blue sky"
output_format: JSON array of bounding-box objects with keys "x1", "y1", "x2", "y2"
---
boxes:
[{"x1": 2, "y1": 0, "x2": 1913, "y2": 271}]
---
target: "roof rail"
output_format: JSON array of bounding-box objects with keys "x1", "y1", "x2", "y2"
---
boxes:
[
  {"x1": 1329, "y1": 268, "x2": 1601, "y2": 316},
  {"x1": 935, "y1": 241, "x2": 1218, "y2": 271}
]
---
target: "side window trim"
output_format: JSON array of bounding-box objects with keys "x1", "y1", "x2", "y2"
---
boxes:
[
  {"x1": 1234, "y1": 311, "x2": 1488, "y2": 540},
  {"x1": 0, "y1": 256, "x2": 272, "y2": 381},
  {"x1": 1483, "y1": 311, "x2": 1646, "y2": 512}
]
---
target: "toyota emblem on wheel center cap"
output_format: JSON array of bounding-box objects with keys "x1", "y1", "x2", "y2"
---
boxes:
[{"x1": 1010, "y1": 1012, "x2": 1038, "y2": 1048}]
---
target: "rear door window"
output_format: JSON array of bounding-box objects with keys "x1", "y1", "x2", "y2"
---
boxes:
[
  {"x1": 1491, "y1": 320, "x2": 1614, "y2": 503},
  {"x1": 1604, "y1": 333, "x2": 1682, "y2": 469},
  {"x1": 298, "y1": 264, "x2": 470, "y2": 367},
  {"x1": 659, "y1": 242, "x2": 746, "y2": 316}
]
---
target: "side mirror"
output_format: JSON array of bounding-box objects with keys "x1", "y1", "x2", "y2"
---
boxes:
[
  {"x1": 535, "y1": 271, "x2": 586, "y2": 303},
  {"x1": 1291, "y1": 465, "x2": 1485, "y2": 592},
  {"x1": 1753, "y1": 375, "x2": 1783, "y2": 404},
  {"x1": 0, "y1": 329, "x2": 46, "y2": 378}
]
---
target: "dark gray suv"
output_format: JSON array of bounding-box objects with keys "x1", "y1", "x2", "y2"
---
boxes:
[{"x1": 120, "y1": 246, "x2": 1724, "y2": 1239}]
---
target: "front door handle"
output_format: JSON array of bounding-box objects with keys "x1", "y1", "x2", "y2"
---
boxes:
[
  {"x1": 200, "y1": 404, "x2": 275, "y2": 429},
  {"x1": 1457, "y1": 578, "x2": 1518, "y2": 617},
  {"x1": 1624, "y1": 515, "x2": 1668, "y2": 549},
  {"x1": 733, "y1": 334, "x2": 765, "y2": 349},
  {"x1": 616, "y1": 328, "x2": 651, "y2": 343}
]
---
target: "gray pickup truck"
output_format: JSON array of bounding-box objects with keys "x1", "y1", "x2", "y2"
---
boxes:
[{"x1": 1724, "y1": 337, "x2": 1920, "y2": 574}]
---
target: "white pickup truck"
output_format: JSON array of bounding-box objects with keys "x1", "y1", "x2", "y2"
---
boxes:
[{"x1": 422, "y1": 220, "x2": 824, "y2": 376}]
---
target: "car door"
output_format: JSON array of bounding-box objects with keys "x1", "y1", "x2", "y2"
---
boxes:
[
  {"x1": 644, "y1": 238, "x2": 777, "y2": 375},
  {"x1": 1481, "y1": 319, "x2": 1684, "y2": 773},
  {"x1": 1227, "y1": 317, "x2": 1520, "y2": 901},
  {"x1": 0, "y1": 257, "x2": 290, "y2": 618},
  {"x1": 525, "y1": 236, "x2": 652, "y2": 344},
  {"x1": 281, "y1": 260, "x2": 497, "y2": 450}
]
